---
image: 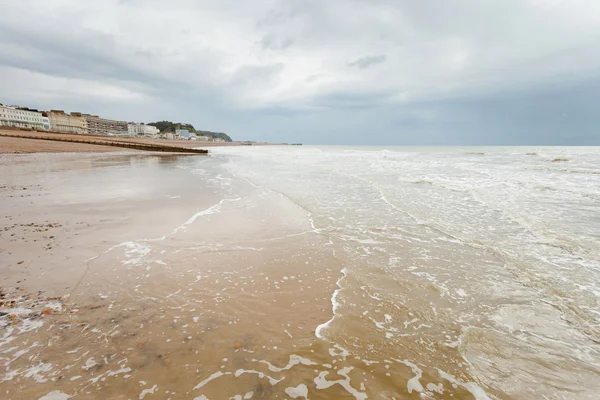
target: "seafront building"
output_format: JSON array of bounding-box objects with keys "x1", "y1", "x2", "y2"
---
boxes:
[
  {"x1": 0, "y1": 105, "x2": 49, "y2": 131},
  {"x1": 82, "y1": 114, "x2": 128, "y2": 136},
  {"x1": 175, "y1": 129, "x2": 190, "y2": 138},
  {"x1": 45, "y1": 110, "x2": 88, "y2": 134},
  {"x1": 1, "y1": 102, "x2": 221, "y2": 141},
  {"x1": 128, "y1": 123, "x2": 160, "y2": 138}
]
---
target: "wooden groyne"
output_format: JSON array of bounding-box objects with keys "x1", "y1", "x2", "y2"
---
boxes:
[{"x1": 0, "y1": 133, "x2": 208, "y2": 154}]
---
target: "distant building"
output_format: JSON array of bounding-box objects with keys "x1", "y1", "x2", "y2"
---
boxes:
[
  {"x1": 0, "y1": 105, "x2": 48, "y2": 130},
  {"x1": 46, "y1": 110, "x2": 88, "y2": 134},
  {"x1": 82, "y1": 114, "x2": 128, "y2": 136},
  {"x1": 128, "y1": 123, "x2": 159, "y2": 138},
  {"x1": 175, "y1": 129, "x2": 190, "y2": 138},
  {"x1": 195, "y1": 136, "x2": 210, "y2": 141}
]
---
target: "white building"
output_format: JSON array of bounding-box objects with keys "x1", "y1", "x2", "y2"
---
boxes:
[
  {"x1": 195, "y1": 136, "x2": 210, "y2": 141},
  {"x1": 0, "y1": 105, "x2": 48, "y2": 131},
  {"x1": 175, "y1": 129, "x2": 190, "y2": 138},
  {"x1": 128, "y1": 123, "x2": 159, "y2": 138},
  {"x1": 46, "y1": 110, "x2": 87, "y2": 134}
]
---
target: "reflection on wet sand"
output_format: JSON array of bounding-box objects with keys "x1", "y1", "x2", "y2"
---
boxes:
[
  {"x1": 2, "y1": 148, "x2": 600, "y2": 400},
  {"x1": 1, "y1": 153, "x2": 353, "y2": 399}
]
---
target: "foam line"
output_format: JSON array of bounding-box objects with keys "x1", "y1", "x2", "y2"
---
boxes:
[{"x1": 315, "y1": 268, "x2": 348, "y2": 339}]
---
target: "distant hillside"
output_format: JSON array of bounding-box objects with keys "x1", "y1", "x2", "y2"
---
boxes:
[{"x1": 148, "y1": 121, "x2": 232, "y2": 142}]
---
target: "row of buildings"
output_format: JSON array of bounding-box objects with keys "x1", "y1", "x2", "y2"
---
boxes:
[
  {"x1": 0, "y1": 104, "x2": 161, "y2": 138},
  {"x1": 173, "y1": 129, "x2": 223, "y2": 142}
]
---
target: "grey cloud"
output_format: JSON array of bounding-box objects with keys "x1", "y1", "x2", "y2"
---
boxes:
[
  {"x1": 1, "y1": 0, "x2": 600, "y2": 144},
  {"x1": 0, "y1": 20, "x2": 231, "y2": 109},
  {"x1": 257, "y1": 6, "x2": 298, "y2": 27},
  {"x1": 228, "y1": 63, "x2": 285, "y2": 86},
  {"x1": 259, "y1": 34, "x2": 294, "y2": 50},
  {"x1": 0, "y1": 23, "x2": 155, "y2": 87},
  {"x1": 313, "y1": 88, "x2": 398, "y2": 109},
  {"x1": 348, "y1": 55, "x2": 387, "y2": 69}
]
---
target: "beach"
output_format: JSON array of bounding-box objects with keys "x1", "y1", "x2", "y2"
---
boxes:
[
  {"x1": 0, "y1": 129, "x2": 270, "y2": 154},
  {"x1": 1, "y1": 147, "x2": 600, "y2": 399}
]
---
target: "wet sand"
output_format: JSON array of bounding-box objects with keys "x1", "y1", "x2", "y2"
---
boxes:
[
  {"x1": 3, "y1": 148, "x2": 599, "y2": 400},
  {"x1": 0, "y1": 153, "x2": 343, "y2": 399},
  {"x1": 0, "y1": 135, "x2": 122, "y2": 154}
]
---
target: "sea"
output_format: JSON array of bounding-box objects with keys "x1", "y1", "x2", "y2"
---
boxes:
[{"x1": 1, "y1": 146, "x2": 599, "y2": 399}]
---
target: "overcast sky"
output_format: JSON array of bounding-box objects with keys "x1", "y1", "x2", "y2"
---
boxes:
[{"x1": 1, "y1": 0, "x2": 599, "y2": 144}]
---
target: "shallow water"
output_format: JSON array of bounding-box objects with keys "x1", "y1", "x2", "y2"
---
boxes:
[{"x1": 1, "y1": 147, "x2": 600, "y2": 399}]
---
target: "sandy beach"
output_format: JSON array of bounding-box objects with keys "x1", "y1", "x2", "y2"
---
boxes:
[
  {"x1": 0, "y1": 129, "x2": 273, "y2": 154},
  {"x1": 0, "y1": 152, "x2": 342, "y2": 399},
  {"x1": 2, "y1": 147, "x2": 600, "y2": 400}
]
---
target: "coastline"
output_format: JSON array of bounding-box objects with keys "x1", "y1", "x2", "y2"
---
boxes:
[
  {"x1": 3, "y1": 147, "x2": 598, "y2": 399},
  {"x1": 0, "y1": 129, "x2": 279, "y2": 154},
  {"x1": 0, "y1": 152, "x2": 341, "y2": 399}
]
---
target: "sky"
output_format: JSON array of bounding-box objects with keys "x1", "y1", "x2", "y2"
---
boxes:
[{"x1": 1, "y1": 0, "x2": 600, "y2": 145}]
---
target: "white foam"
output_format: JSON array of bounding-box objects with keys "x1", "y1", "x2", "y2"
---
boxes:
[
  {"x1": 193, "y1": 371, "x2": 231, "y2": 390},
  {"x1": 139, "y1": 384, "x2": 158, "y2": 399},
  {"x1": 234, "y1": 369, "x2": 283, "y2": 385},
  {"x1": 171, "y1": 197, "x2": 241, "y2": 235},
  {"x1": 315, "y1": 268, "x2": 348, "y2": 339},
  {"x1": 394, "y1": 359, "x2": 424, "y2": 393},
  {"x1": 82, "y1": 357, "x2": 97, "y2": 370},
  {"x1": 88, "y1": 366, "x2": 130, "y2": 385},
  {"x1": 24, "y1": 362, "x2": 53, "y2": 383},
  {"x1": 427, "y1": 382, "x2": 444, "y2": 394},
  {"x1": 166, "y1": 289, "x2": 181, "y2": 298},
  {"x1": 285, "y1": 384, "x2": 309, "y2": 399},
  {"x1": 313, "y1": 367, "x2": 367, "y2": 400},
  {"x1": 113, "y1": 241, "x2": 151, "y2": 265},
  {"x1": 437, "y1": 368, "x2": 491, "y2": 400},
  {"x1": 254, "y1": 354, "x2": 317, "y2": 372},
  {"x1": 108, "y1": 366, "x2": 132, "y2": 377},
  {"x1": 328, "y1": 345, "x2": 350, "y2": 360},
  {"x1": 18, "y1": 319, "x2": 43, "y2": 333},
  {"x1": 230, "y1": 392, "x2": 254, "y2": 400},
  {"x1": 38, "y1": 391, "x2": 72, "y2": 400}
]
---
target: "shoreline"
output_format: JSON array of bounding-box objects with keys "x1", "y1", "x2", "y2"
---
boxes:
[
  {"x1": 0, "y1": 152, "x2": 341, "y2": 399},
  {"x1": 0, "y1": 129, "x2": 281, "y2": 154},
  {"x1": 2, "y1": 147, "x2": 599, "y2": 398}
]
